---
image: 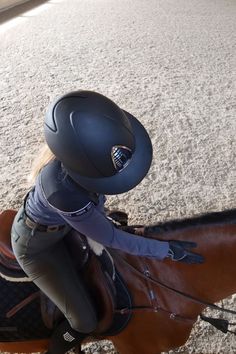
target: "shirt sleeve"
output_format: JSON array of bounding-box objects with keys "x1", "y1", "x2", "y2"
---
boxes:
[{"x1": 59, "y1": 205, "x2": 169, "y2": 260}]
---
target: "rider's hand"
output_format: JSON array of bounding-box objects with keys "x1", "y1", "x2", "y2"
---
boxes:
[{"x1": 167, "y1": 240, "x2": 204, "y2": 264}]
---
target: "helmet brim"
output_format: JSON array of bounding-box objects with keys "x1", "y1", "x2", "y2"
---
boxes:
[{"x1": 65, "y1": 110, "x2": 153, "y2": 195}]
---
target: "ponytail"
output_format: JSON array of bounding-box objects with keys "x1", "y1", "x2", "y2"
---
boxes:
[{"x1": 28, "y1": 144, "x2": 55, "y2": 185}]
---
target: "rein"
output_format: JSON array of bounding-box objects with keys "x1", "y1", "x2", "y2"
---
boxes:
[{"x1": 113, "y1": 253, "x2": 236, "y2": 333}]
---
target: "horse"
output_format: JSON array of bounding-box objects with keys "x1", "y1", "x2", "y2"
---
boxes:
[{"x1": 0, "y1": 208, "x2": 236, "y2": 354}]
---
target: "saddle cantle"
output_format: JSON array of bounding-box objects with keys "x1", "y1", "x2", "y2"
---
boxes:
[
  {"x1": 0, "y1": 210, "x2": 132, "y2": 336},
  {"x1": 0, "y1": 210, "x2": 16, "y2": 259},
  {"x1": 0, "y1": 210, "x2": 29, "y2": 281}
]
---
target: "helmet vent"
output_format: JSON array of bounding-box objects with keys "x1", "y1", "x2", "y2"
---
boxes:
[{"x1": 111, "y1": 146, "x2": 132, "y2": 172}]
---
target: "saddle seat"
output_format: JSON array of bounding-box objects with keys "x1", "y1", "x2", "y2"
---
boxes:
[{"x1": 0, "y1": 210, "x2": 131, "y2": 335}]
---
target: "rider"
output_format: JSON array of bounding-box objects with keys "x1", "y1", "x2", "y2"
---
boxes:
[{"x1": 11, "y1": 90, "x2": 203, "y2": 354}]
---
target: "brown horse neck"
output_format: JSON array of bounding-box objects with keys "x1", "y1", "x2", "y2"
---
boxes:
[
  {"x1": 113, "y1": 222, "x2": 236, "y2": 323},
  {"x1": 147, "y1": 223, "x2": 236, "y2": 305}
]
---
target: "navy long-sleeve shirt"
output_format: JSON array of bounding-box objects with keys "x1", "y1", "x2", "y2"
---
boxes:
[{"x1": 25, "y1": 160, "x2": 169, "y2": 259}]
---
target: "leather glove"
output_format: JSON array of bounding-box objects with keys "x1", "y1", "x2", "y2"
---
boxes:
[{"x1": 167, "y1": 240, "x2": 204, "y2": 264}]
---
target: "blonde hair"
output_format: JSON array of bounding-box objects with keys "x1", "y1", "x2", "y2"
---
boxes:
[{"x1": 28, "y1": 144, "x2": 55, "y2": 185}]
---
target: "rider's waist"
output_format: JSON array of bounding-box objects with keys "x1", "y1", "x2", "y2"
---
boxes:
[{"x1": 23, "y1": 212, "x2": 66, "y2": 233}]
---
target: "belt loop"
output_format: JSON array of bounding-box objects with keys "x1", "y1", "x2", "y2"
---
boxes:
[{"x1": 31, "y1": 226, "x2": 37, "y2": 237}]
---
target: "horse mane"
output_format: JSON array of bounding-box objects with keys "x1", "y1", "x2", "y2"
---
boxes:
[{"x1": 146, "y1": 208, "x2": 236, "y2": 235}]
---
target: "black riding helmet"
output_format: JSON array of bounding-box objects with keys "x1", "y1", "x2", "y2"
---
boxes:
[{"x1": 44, "y1": 90, "x2": 153, "y2": 195}]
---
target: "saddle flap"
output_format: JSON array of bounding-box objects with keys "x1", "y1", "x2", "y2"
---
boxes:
[
  {"x1": 40, "y1": 293, "x2": 62, "y2": 330},
  {"x1": 82, "y1": 253, "x2": 116, "y2": 334},
  {"x1": 64, "y1": 230, "x2": 116, "y2": 334}
]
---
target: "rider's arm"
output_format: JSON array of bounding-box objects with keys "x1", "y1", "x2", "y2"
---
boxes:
[
  {"x1": 58, "y1": 204, "x2": 169, "y2": 260},
  {"x1": 37, "y1": 162, "x2": 169, "y2": 259}
]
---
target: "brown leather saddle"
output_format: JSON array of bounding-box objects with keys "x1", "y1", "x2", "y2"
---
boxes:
[{"x1": 0, "y1": 210, "x2": 117, "y2": 334}]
